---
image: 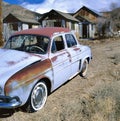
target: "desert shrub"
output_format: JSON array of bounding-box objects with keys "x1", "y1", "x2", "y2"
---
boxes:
[{"x1": 79, "y1": 81, "x2": 120, "y2": 121}]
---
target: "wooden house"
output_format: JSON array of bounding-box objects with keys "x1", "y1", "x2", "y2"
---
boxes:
[
  {"x1": 3, "y1": 13, "x2": 40, "y2": 30},
  {"x1": 39, "y1": 9, "x2": 80, "y2": 38},
  {"x1": 3, "y1": 13, "x2": 40, "y2": 41},
  {"x1": 2, "y1": 2, "x2": 104, "y2": 41},
  {"x1": 2, "y1": 2, "x2": 42, "y2": 41},
  {"x1": 0, "y1": 0, "x2": 3, "y2": 45},
  {"x1": 73, "y1": 6, "x2": 102, "y2": 39}
]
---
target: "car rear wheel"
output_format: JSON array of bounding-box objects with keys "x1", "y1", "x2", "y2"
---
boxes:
[
  {"x1": 80, "y1": 59, "x2": 88, "y2": 77},
  {"x1": 25, "y1": 81, "x2": 48, "y2": 113}
]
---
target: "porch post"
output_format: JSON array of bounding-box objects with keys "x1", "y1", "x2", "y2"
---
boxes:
[
  {"x1": 18, "y1": 22, "x2": 22, "y2": 31},
  {"x1": 87, "y1": 24, "x2": 89, "y2": 38},
  {"x1": 0, "y1": 0, "x2": 3, "y2": 46}
]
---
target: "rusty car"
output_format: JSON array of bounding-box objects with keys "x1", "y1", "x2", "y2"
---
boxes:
[{"x1": 0, "y1": 27, "x2": 92, "y2": 112}]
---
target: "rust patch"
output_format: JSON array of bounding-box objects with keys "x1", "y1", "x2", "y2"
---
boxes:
[
  {"x1": 7, "y1": 61, "x2": 16, "y2": 66},
  {"x1": 30, "y1": 53, "x2": 45, "y2": 59},
  {"x1": 6, "y1": 56, "x2": 29, "y2": 66},
  {"x1": 5, "y1": 59, "x2": 52, "y2": 95},
  {"x1": 73, "y1": 48, "x2": 80, "y2": 51},
  {"x1": 51, "y1": 56, "x2": 57, "y2": 62},
  {"x1": 51, "y1": 51, "x2": 66, "y2": 62}
]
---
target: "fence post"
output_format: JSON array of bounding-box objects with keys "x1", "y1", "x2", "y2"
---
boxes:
[{"x1": 0, "y1": 0, "x2": 4, "y2": 46}]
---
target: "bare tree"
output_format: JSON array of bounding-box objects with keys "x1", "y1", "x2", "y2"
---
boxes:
[
  {"x1": 99, "y1": 2, "x2": 120, "y2": 38},
  {"x1": 96, "y1": 16, "x2": 108, "y2": 39},
  {"x1": 110, "y1": 2, "x2": 118, "y2": 11},
  {"x1": 109, "y1": 3, "x2": 120, "y2": 34},
  {"x1": 0, "y1": 0, "x2": 3, "y2": 46}
]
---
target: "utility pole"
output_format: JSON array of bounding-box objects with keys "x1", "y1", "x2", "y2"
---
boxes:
[{"x1": 0, "y1": 0, "x2": 3, "y2": 46}]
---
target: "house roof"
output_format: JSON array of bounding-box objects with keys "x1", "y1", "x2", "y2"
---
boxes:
[
  {"x1": 3, "y1": 13, "x2": 40, "y2": 25},
  {"x1": 39, "y1": 9, "x2": 79, "y2": 22},
  {"x1": 54, "y1": 10, "x2": 79, "y2": 22},
  {"x1": 13, "y1": 27, "x2": 70, "y2": 38},
  {"x1": 74, "y1": 6, "x2": 102, "y2": 17}
]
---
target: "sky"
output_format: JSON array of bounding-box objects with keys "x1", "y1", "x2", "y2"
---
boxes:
[{"x1": 3, "y1": 0, "x2": 120, "y2": 14}]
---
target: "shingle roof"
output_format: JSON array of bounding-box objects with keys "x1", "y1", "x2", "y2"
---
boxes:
[
  {"x1": 3, "y1": 13, "x2": 40, "y2": 25},
  {"x1": 39, "y1": 9, "x2": 79, "y2": 22},
  {"x1": 54, "y1": 10, "x2": 79, "y2": 22},
  {"x1": 74, "y1": 6, "x2": 102, "y2": 17}
]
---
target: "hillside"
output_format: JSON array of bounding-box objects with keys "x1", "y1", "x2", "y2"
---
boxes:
[{"x1": 2, "y1": 2, "x2": 42, "y2": 19}]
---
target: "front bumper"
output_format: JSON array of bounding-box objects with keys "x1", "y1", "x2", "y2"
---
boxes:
[{"x1": 0, "y1": 95, "x2": 22, "y2": 109}]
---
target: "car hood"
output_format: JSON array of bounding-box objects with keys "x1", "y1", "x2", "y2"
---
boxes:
[{"x1": 0, "y1": 49, "x2": 42, "y2": 87}]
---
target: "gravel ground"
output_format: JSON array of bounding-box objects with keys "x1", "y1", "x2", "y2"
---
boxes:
[{"x1": 0, "y1": 38, "x2": 120, "y2": 121}]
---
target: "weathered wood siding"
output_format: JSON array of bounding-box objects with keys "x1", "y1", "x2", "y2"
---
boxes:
[
  {"x1": 75, "y1": 9, "x2": 98, "y2": 23},
  {"x1": 0, "y1": 0, "x2": 3, "y2": 46}
]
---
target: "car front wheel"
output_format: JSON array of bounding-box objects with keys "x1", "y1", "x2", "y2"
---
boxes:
[
  {"x1": 25, "y1": 81, "x2": 48, "y2": 113},
  {"x1": 80, "y1": 59, "x2": 88, "y2": 77}
]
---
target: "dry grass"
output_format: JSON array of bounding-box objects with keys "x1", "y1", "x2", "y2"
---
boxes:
[
  {"x1": 0, "y1": 38, "x2": 120, "y2": 121},
  {"x1": 79, "y1": 74, "x2": 120, "y2": 121}
]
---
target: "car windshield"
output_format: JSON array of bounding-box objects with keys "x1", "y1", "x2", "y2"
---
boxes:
[{"x1": 4, "y1": 35, "x2": 50, "y2": 54}]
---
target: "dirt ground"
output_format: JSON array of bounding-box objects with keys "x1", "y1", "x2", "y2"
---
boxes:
[{"x1": 0, "y1": 38, "x2": 120, "y2": 121}]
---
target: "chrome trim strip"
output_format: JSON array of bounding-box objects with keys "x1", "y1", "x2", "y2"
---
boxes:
[{"x1": 0, "y1": 95, "x2": 22, "y2": 109}]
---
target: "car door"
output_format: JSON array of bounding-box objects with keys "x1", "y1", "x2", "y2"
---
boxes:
[
  {"x1": 65, "y1": 34, "x2": 81, "y2": 77},
  {"x1": 50, "y1": 35, "x2": 71, "y2": 89}
]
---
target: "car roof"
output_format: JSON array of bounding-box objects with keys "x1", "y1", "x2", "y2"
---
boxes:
[{"x1": 13, "y1": 27, "x2": 70, "y2": 38}]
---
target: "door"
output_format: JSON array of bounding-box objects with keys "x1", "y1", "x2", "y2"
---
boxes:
[
  {"x1": 65, "y1": 34, "x2": 81, "y2": 77},
  {"x1": 50, "y1": 35, "x2": 71, "y2": 89},
  {"x1": 82, "y1": 24, "x2": 89, "y2": 38}
]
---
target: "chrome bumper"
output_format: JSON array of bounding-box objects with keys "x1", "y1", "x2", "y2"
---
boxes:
[{"x1": 0, "y1": 95, "x2": 22, "y2": 109}]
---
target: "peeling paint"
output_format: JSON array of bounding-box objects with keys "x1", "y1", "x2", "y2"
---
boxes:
[
  {"x1": 5, "y1": 59, "x2": 52, "y2": 95},
  {"x1": 0, "y1": 27, "x2": 92, "y2": 109}
]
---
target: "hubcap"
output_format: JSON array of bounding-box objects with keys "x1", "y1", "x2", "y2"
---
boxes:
[
  {"x1": 81, "y1": 60, "x2": 88, "y2": 76},
  {"x1": 31, "y1": 82, "x2": 47, "y2": 110}
]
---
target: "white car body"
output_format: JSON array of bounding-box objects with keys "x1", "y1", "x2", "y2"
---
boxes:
[{"x1": 0, "y1": 27, "x2": 92, "y2": 111}]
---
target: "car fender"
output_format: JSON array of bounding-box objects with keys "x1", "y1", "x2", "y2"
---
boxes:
[{"x1": 4, "y1": 59, "x2": 53, "y2": 105}]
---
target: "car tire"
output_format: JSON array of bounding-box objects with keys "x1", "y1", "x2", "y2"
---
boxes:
[
  {"x1": 25, "y1": 81, "x2": 48, "y2": 113},
  {"x1": 80, "y1": 59, "x2": 88, "y2": 77}
]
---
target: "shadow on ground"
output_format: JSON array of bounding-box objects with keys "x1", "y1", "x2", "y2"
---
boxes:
[{"x1": 0, "y1": 108, "x2": 21, "y2": 118}]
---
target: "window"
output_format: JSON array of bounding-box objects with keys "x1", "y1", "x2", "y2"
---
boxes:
[
  {"x1": 5, "y1": 35, "x2": 50, "y2": 54},
  {"x1": 65, "y1": 34, "x2": 77, "y2": 47},
  {"x1": 51, "y1": 36, "x2": 64, "y2": 53}
]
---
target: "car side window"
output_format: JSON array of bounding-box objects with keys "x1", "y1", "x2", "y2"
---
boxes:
[
  {"x1": 51, "y1": 36, "x2": 65, "y2": 53},
  {"x1": 65, "y1": 34, "x2": 77, "y2": 47}
]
